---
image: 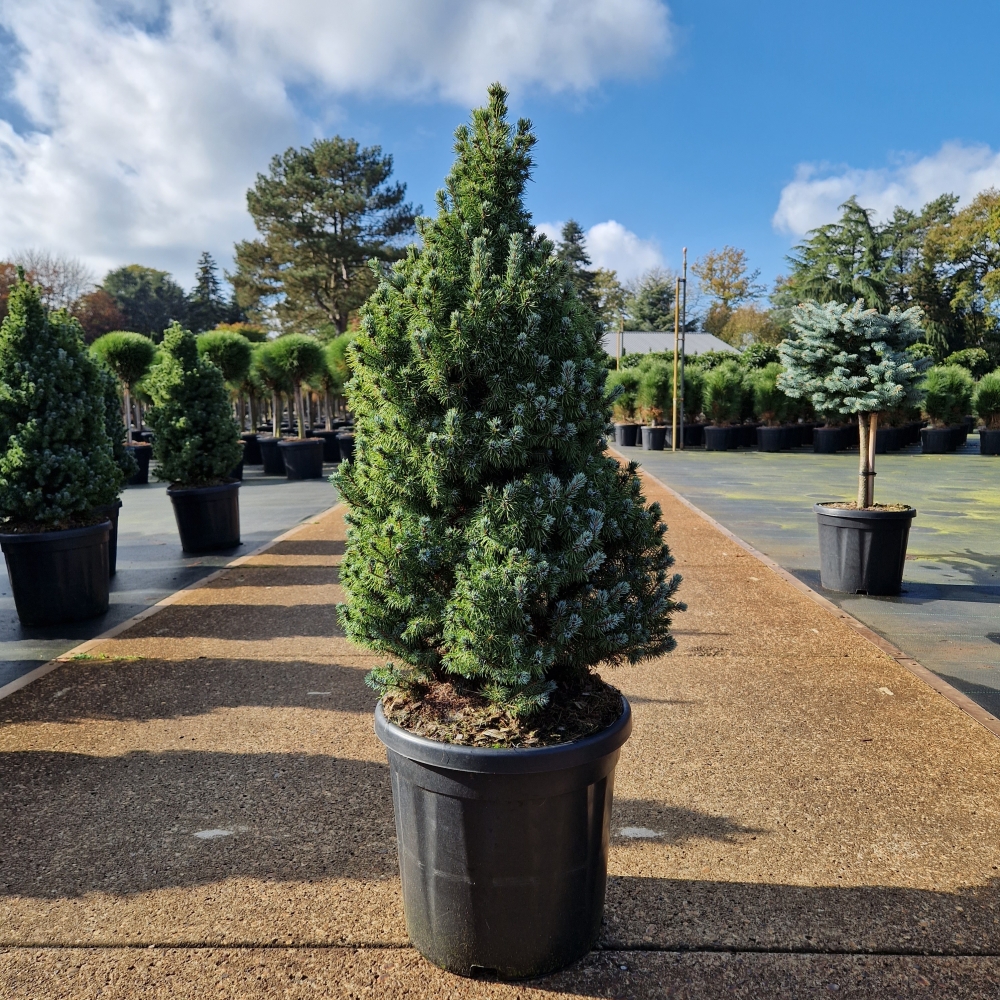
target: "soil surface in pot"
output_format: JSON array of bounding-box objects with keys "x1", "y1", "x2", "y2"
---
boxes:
[
  {"x1": 381, "y1": 672, "x2": 623, "y2": 748},
  {"x1": 820, "y1": 502, "x2": 912, "y2": 512},
  {"x1": 1, "y1": 511, "x2": 109, "y2": 533}
]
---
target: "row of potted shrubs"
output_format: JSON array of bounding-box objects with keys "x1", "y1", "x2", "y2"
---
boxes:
[
  {"x1": 607, "y1": 345, "x2": 1000, "y2": 456},
  {"x1": 0, "y1": 279, "x2": 355, "y2": 630}
]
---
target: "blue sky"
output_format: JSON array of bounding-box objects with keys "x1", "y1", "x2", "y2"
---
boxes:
[{"x1": 1, "y1": 1, "x2": 997, "y2": 297}]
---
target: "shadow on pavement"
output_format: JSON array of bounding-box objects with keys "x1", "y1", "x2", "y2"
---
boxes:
[{"x1": 612, "y1": 800, "x2": 766, "y2": 845}]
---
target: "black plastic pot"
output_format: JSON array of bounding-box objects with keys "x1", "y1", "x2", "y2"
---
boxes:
[
  {"x1": 642, "y1": 425, "x2": 667, "y2": 450},
  {"x1": 737, "y1": 424, "x2": 758, "y2": 448},
  {"x1": 813, "y1": 427, "x2": 844, "y2": 453},
  {"x1": 683, "y1": 422, "x2": 706, "y2": 447},
  {"x1": 258, "y1": 436, "x2": 285, "y2": 475},
  {"x1": 921, "y1": 427, "x2": 958, "y2": 454},
  {"x1": 337, "y1": 432, "x2": 355, "y2": 463},
  {"x1": 981, "y1": 428, "x2": 1000, "y2": 455},
  {"x1": 704, "y1": 426, "x2": 737, "y2": 451},
  {"x1": 309, "y1": 429, "x2": 342, "y2": 463},
  {"x1": 92, "y1": 498, "x2": 123, "y2": 576},
  {"x1": 167, "y1": 481, "x2": 241, "y2": 553},
  {"x1": 279, "y1": 438, "x2": 325, "y2": 479},
  {"x1": 756, "y1": 426, "x2": 789, "y2": 452},
  {"x1": 126, "y1": 442, "x2": 152, "y2": 485},
  {"x1": 814, "y1": 503, "x2": 915, "y2": 596},
  {"x1": 0, "y1": 520, "x2": 110, "y2": 626},
  {"x1": 951, "y1": 425, "x2": 969, "y2": 450},
  {"x1": 375, "y1": 699, "x2": 632, "y2": 980},
  {"x1": 241, "y1": 432, "x2": 262, "y2": 465},
  {"x1": 614, "y1": 423, "x2": 638, "y2": 447},
  {"x1": 797, "y1": 422, "x2": 815, "y2": 446}
]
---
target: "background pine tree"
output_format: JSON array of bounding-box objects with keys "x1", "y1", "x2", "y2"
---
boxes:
[{"x1": 338, "y1": 85, "x2": 681, "y2": 720}]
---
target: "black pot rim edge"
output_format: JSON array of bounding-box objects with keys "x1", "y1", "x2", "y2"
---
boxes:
[
  {"x1": 814, "y1": 503, "x2": 916, "y2": 521},
  {"x1": 375, "y1": 697, "x2": 632, "y2": 775},
  {"x1": 277, "y1": 437, "x2": 324, "y2": 447},
  {"x1": 0, "y1": 518, "x2": 111, "y2": 545},
  {"x1": 166, "y1": 480, "x2": 242, "y2": 498}
]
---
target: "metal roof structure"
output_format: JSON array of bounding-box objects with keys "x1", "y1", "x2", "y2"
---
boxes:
[{"x1": 601, "y1": 330, "x2": 737, "y2": 358}]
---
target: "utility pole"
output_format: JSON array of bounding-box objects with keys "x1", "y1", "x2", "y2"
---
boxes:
[
  {"x1": 680, "y1": 247, "x2": 687, "y2": 449},
  {"x1": 672, "y1": 276, "x2": 680, "y2": 452},
  {"x1": 616, "y1": 314, "x2": 623, "y2": 369}
]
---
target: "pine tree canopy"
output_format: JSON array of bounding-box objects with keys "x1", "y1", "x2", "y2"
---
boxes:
[
  {"x1": 778, "y1": 300, "x2": 928, "y2": 416},
  {"x1": 0, "y1": 280, "x2": 122, "y2": 526},
  {"x1": 337, "y1": 84, "x2": 681, "y2": 718}
]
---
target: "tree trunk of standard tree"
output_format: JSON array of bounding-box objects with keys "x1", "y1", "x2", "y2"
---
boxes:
[
  {"x1": 294, "y1": 384, "x2": 306, "y2": 439},
  {"x1": 857, "y1": 412, "x2": 878, "y2": 508},
  {"x1": 272, "y1": 392, "x2": 282, "y2": 439},
  {"x1": 123, "y1": 385, "x2": 133, "y2": 445}
]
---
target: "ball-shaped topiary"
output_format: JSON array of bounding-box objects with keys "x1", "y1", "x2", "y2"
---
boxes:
[
  {"x1": 145, "y1": 323, "x2": 242, "y2": 486},
  {"x1": 91, "y1": 330, "x2": 156, "y2": 444},
  {"x1": 973, "y1": 370, "x2": 1000, "y2": 430},
  {"x1": 922, "y1": 364, "x2": 974, "y2": 427},
  {"x1": 337, "y1": 85, "x2": 681, "y2": 722},
  {"x1": 197, "y1": 330, "x2": 253, "y2": 385},
  {"x1": 255, "y1": 335, "x2": 325, "y2": 438},
  {"x1": 0, "y1": 279, "x2": 122, "y2": 528}
]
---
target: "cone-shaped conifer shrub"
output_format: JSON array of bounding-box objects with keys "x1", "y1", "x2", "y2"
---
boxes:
[
  {"x1": 0, "y1": 279, "x2": 122, "y2": 528},
  {"x1": 146, "y1": 323, "x2": 242, "y2": 486},
  {"x1": 337, "y1": 86, "x2": 681, "y2": 737}
]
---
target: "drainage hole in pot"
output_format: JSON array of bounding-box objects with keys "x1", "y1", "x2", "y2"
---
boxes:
[{"x1": 469, "y1": 966, "x2": 499, "y2": 980}]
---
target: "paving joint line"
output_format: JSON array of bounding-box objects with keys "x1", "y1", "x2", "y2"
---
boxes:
[
  {"x1": 0, "y1": 502, "x2": 344, "y2": 703},
  {"x1": 610, "y1": 449, "x2": 1000, "y2": 741}
]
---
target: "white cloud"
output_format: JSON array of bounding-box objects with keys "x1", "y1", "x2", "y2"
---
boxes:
[
  {"x1": 0, "y1": 0, "x2": 673, "y2": 285},
  {"x1": 540, "y1": 219, "x2": 664, "y2": 282},
  {"x1": 773, "y1": 141, "x2": 1000, "y2": 236}
]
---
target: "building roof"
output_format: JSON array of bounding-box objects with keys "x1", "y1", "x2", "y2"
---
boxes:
[{"x1": 601, "y1": 330, "x2": 737, "y2": 358}]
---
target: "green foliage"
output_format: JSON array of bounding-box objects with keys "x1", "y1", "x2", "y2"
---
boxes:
[
  {"x1": 256, "y1": 334, "x2": 325, "y2": 437},
  {"x1": 145, "y1": 323, "x2": 242, "y2": 485},
  {"x1": 749, "y1": 362, "x2": 788, "y2": 426},
  {"x1": 624, "y1": 268, "x2": 677, "y2": 331},
  {"x1": 943, "y1": 347, "x2": 992, "y2": 379},
  {"x1": 606, "y1": 367, "x2": 640, "y2": 421},
  {"x1": 740, "y1": 342, "x2": 780, "y2": 369},
  {"x1": 778, "y1": 300, "x2": 928, "y2": 416},
  {"x1": 197, "y1": 330, "x2": 252, "y2": 384},
  {"x1": 635, "y1": 360, "x2": 673, "y2": 424},
  {"x1": 906, "y1": 341, "x2": 936, "y2": 361},
  {"x1": 337, "y1": 85, "x2": 681, "y2": 718},
  {"x1": 555, "y1": 219, "x2": 597, "y2": 314},
  {"x1": 102, "y1": 265, "x2": 188, "y2": 340},
  {"x1": 233, "y1": 137, "x2": 418, "y2": 334},
  {"x1": 973, "y1": 370, "x2": 1000, "y2": 428},
  {"x1": 0, "y1": 281, "x2": 122, "y2": 525},
  {"x1": 98, "y1": 367, "x2": 138, "y2": 481},
  {"x1": 188, "y1": 252, "x2": 238, "y2": 333},
  {"x1": 921, "y1": 365, "x2": 974, "y2": 426},
  {"x1": 701, "y1": 360, "x2": 745, "y2": 425},
  {"x1": 687, "y1": 349, "x2": 737, "y2": 372},
  {"x1": 91, "y1": 330, "x2": 156, "y2": 388}
]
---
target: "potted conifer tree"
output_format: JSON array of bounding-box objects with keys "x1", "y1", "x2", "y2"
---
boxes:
[
  {"x1": 751, "y1": 362, "x2": 791, "y2": 451},
  {"x1": 197, "y1": 330, "x2": 253, "y2": 477},
  {"x1": 146, "y1": 324, "x2": 243, "y2": 552},
  {"x1": 605, "y1": 367, "x2": 640, "y2": 446},
  {"x1": 91, "y1": 331, "x2": 156, "y2": 484},
  {"x1": 0, "y1": 280, "x2": 123, "y2": 624},
  {"x1": 779, "y1": 300, "x2": 927, "y2": 595},
  {"x1": 920, "y1": 364, "x2": 974, "y2": 453},
  {"x1": 974, "y1": 369, "x2": 1000, "y2": 455},
  {"x1": 258, "y1": 335, "x2": 326, "y2": 479},
  {"x1": 702, "y1": 360, "x2": 745, "y2": 450},
  {"x1": 337, "y1": 86, "x2": 681, "y2": 980},
  {"x1": 95, "y1": 366, "x2": 138, "y2": 575}
]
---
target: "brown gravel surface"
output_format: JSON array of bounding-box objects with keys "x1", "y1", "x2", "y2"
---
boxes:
[{"x1": 2, "y1": 474, "x2": 1000, "y2": 998}]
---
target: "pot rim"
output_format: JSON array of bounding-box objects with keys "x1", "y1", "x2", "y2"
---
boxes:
[
  {"x1": 166, "y1": 479, "x2": 241, "y2": 497},
  {"x1": 814, "y1": 502, "x2": 915, "y2": 520},
  {"x1": 0, "y1": 518, "x2": 111, "y2": 545},
  {"x1": 374, "y1": 696, "x2": 632, "y2": 774},
  {"x1": 126, "y1": 441, "x2": 153, "y2": 450},
  {"x1": 277, "y1": 437, "x2": 324, "y2": 447}
]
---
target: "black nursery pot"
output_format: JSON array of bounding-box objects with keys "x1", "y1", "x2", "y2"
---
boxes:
[
  {"x1": 812, "y1": 427, "x2": 844, "y2": 453},
  {"x1": 258, "y1": 436, "x2": 286, "y2": 475},
  {"x1": 309, "y1": 429, "x2": 342, "y2": 463},
  {"x1": 126, "y1": 442, "x2": 152, "y2": 485},
  {"x1": 642, "y1": 425, "x2": 667, "y2": 451},
  {"x1": 921, "y1": 427, "x2": 957, "y2": 454},
  {"x1": 92, "y1": 498, "x2": 123, "y2": 576},
  {"x1": 814, "y1": 503, "x2": 916, "y2": 596},
  {"x1": 756, "y1": 426, "x2": 789, "y2": 452},
  {"x1": 980, "y1": 428, "x2": 1000, "y2": 455},
  {"x1": 167, "y1": 481, "x2": 241, "y2": 553},
  {"x1": 613, "y1": 422, "x2": 638, "y2": 447},
  {"x1": 336, "y1": 432, "x2": 355, "y2": 462},
  {"x1": 279, "y1": 437, "x2": 325, "y2": 479},
  {"x1": 704, "y1": 425, "x2": 737, "y2": 451},
  {"x1": 375, "y1": 700, "x2": 632, "y2": 980},
  {"x1": 0, "y1": 520, "x2": 110, "y2": 626},
  {"x1": 241, "y1": 432, "x2": 262, "y2": 465}
]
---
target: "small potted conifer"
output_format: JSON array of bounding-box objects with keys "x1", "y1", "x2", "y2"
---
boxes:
[
  {"x1": 91, "y1": 331, "x2": 156, "y2": 483},
  {"x1": 779, "y1": 300, "x2": 927, "y2": 595},
  {"x1": 338, "y1": 86, "x2": 681, "y2": 979},
  {"x1": 0, "y1": 279, "x2": 123, "y2": 624},
  {"x1": 146, "y1": 323, "x2": 243, "y2": 552},
  {"x1": 606, "y1": 367, "x2": 641, "y2": 445},
  {"x1": 257, "y1": 335, "x2": 326, "y2": 478},
  {"x1": 920, "y1": 364, "x2": 974, "y2": 453},
  {"x1": 974, "y1": 369, "x2": 1000, "y2": 455},
  {"x1": 750, "y1": 362, "x2": 791, "y2": 451},
  {"x1": 636, "y1": 359, "x2": 671, "y2": 450},
  {"x1": 702, "y1": 360, "x2": 745, "y2": 450}
]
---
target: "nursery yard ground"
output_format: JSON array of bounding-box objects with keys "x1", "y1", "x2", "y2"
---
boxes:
[
  {"x1": 3, "y1": 470, "x2": 1000, "y2": 998},
  {"x1": 621, "y1": 441, "x2": 1000, "y2": 723},
  {"x1": 0, "y1": 466, "x2": 340, "y2": 695}
]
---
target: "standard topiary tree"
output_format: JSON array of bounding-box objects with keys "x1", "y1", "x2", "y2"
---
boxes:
[
  {"x1": 922, "y1": 364, "x2": 974, "y2": 427},
  {"x1": 0, "y1": 279, "x2": 122, "y2": 527},
  {"x1": 779, "y1": 300, "x2": 927, "y2": 507},
  {"x1": 197, "y1": 330, "x2": 252, "y2": 385},
  {"x1": 337, "y1": 84, "x2": 681, "y2": 732},
  {"x1": 145, "y1": 323, "x2": 242, "y2": 485},
  {"x1": 974, "y1": 370, "x2": 1000, "y2": 429},
  {"x1": 256, "y1": 335, "x2": 325, "y2": 438},
  {"x1": 251, "y1": 342, "x2": 292, "y2": 437},
  {"x1": 91, "y1": 330, "x2": 156, "y2": 443}
]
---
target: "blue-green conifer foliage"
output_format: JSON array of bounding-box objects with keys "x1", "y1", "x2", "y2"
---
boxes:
[
  {"x1": 0, "y1": 280, "x2": 122, "y2": 526},
  {"x1": 337, "y1": 86, "x2": 681, "y2": 716},
  {"x1": 146, "y1": 323, "x2": 242, "y2": 486}
]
